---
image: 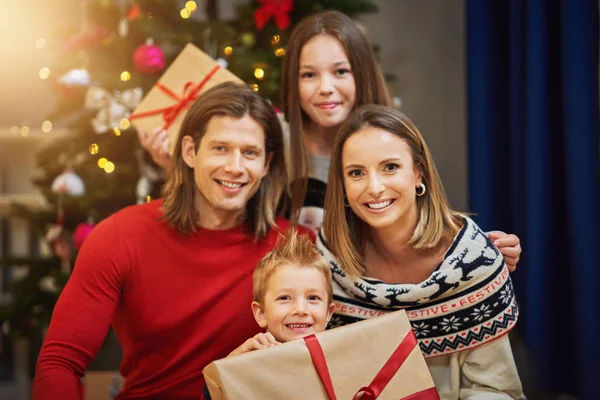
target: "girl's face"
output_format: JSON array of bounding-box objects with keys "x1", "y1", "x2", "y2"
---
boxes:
[{"x1": 298, "y1": 34, "x2": 357, "y2": 132}]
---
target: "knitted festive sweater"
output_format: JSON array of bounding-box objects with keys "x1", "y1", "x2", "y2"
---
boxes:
[
  {"x1": 317, "y1": 217, "x2": 523, "y2": 399},
  {"x1": 34, "y1": 200, "x2": 296, "y2": 400}
]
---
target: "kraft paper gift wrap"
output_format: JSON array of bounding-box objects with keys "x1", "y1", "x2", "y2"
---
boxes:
[
  {"x1": 129, "y1": 43, "x2": 242, "y2": 154},
  {"x1": 203, "y1": 310, "x2": 439, "y2": 400}
]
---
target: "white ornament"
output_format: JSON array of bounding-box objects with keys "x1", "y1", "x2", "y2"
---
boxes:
[
  {"x1": 51, "y1": 170, "x2": 85, "y2": 196},
  {"x1": 118, "y1": 17, "x2": 129, "y2": 38},
  {"x1": 84, "y1": 86, "x2": 143, "y2": 134},
  {"x1": 40, "y1": 276, "x2": 60, "y2": 294},
  {"x1": 136, "y1": 176, "x2": 152, "y2": 203},
  {"x1": 45, "y1": 224, "x2": 63, "y2": 242},
  {"x1": 216, "y1": 58, "x2": 228, "y2": 69},
  {"x1": 58, "y1": 69, "x2": 91, "y2": 86}
]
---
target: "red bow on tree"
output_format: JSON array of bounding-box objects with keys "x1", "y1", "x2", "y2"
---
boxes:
[{"x1": 253, "y1": 0, "x2": 294, "y2": 31}]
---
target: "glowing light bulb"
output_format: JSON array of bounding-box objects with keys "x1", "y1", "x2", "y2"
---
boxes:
[
  {"x1": 185, "y1": 1, "x2": 197, "y2": 12},
  {"x1": 39, "y1": 67, "x2": 50, "y2": 79},
  {"x1": 41, "y1": 120, "x2": 53, "y2": 133},
  {"x1": 104, "y1": 161, "x2": 115, "y2": 173}
]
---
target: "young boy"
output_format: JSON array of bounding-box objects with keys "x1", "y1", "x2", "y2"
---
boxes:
[{"x1": 202, "y1": 228, "x2": 335, "y2": 399}]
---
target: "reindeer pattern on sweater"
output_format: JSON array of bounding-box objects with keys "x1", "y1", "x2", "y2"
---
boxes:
[{"x1": 318, "y1": 217, "x2": 519, "y2": 358}]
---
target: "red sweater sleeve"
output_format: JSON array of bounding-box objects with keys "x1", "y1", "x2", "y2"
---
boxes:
[{"x1": 34, "y1": 216, "x2": 129, "y2": 399}]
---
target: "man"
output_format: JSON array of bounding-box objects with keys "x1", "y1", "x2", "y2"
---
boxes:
[{"x1": 34, "y1": 82, "x2": 296, "y2": 399}]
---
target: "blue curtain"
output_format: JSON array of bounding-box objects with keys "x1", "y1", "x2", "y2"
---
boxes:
[{"x1": 467, "y1": 0, "x2": 599, "y2": 398}]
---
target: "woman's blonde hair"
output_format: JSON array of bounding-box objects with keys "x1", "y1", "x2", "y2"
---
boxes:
[
  {"x1": 253, "y1": 228, "x2": 333, "y2": 305},
  {"x1": 162, "y1": 82, "x2": 288, "y2": 239},
  {"x1": 281, "y1": 10, "x2": 391, "y2": 220},
  {"x1": 324, "y1": 105, "x2": 464, "y2": 276}
]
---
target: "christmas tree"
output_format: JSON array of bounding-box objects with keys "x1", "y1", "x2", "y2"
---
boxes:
[{"x1": 0, "y1": 0, "x2": 379, "y2": 339}]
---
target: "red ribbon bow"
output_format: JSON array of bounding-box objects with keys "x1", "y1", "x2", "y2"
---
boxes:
[
  {"x1": 303, "y1": 331, "x2": 440, "y2": 400},
  {"x1": 129, "y1": 65, "x2": 221, "y2": 130},
  {"x1": 253, "y1": 0, "x2": 294, "y2": 31}
]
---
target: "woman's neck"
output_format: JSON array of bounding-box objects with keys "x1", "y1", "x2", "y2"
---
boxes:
[
  {"x1": 303, "y1": 121, "x2": 339, "y2": 157},
  {"x1": 362, "y1": 211, "x2": 446, "y2": 284},
  {"x1": 366, "y1": 220, "x2": 418, "y2": 269}
]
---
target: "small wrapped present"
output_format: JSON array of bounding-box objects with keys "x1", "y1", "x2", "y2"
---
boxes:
[
  {"x1": 203, "y1": 310, "x2": 439, "y2": 400},
  {"x1": 129, "y1": 43, "x2": 243, "y2": 154}
]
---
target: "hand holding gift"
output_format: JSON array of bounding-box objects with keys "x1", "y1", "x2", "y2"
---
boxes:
[{"x1": 204, "y1": 310, "x2": 439, "y2": 400}]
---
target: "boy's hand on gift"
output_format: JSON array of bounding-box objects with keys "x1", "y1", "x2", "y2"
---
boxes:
[
  {"x1": 227, "y1": 333, "x2": 280, "y2": 357},
  {"x1": 487, "y1": 231, "x2": 521, "y2": 272},
  {"x1": 136, "y1": 127, "x2": 172, "y2": 172}
]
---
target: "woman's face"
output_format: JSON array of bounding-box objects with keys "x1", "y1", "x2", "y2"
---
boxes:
[
  {"x1": 342, "y1": 127, "x2": 421, "y2": 232},
  {"x1": 298, "y1": 34, "x2": 356, "y2": 131}
]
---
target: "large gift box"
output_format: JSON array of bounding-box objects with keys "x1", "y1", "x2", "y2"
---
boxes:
[
  {"x1": 129, "y1": 43, "x2": 243, "y2": 154},
  {"x1": 203, "y1": 310, "x2": 439, "y2": 400}
]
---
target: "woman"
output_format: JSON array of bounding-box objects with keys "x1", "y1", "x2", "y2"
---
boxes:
[
  {"x1": 138, "y1": 11, "x2": 522, "y2": 270},
  {"x1": 319, "y1": 104, "x2": 523, "y2": 399}
]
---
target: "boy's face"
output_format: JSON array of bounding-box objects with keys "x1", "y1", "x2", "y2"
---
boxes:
[{"x1": 252, "y1": 264, "x2": 335, "y2": 343}]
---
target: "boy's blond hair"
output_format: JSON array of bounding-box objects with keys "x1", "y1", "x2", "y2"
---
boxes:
[{"x1": 253, "y1": 229, "x2": 333, "y2": 305}]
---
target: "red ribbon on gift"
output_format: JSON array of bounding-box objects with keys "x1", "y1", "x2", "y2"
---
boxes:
[
  {"x1": 303, "y1": 331, "x2": 440, "y2": 400},
  {"x1": 253, "y1": 0, "x2": 293, "y2": 31},
  {"x1": 129, "y1": 65, "x2": 221, "y2": 130}
]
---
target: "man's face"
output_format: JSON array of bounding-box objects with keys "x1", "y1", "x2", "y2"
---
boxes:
[{"x1": 182, "y1": 114, "x2": 271, "y2": 224}]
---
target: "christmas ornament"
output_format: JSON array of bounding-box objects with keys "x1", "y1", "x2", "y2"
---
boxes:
[
  {"x1": 84, "y1": 86, "x2": 143, "y2": 134},
  {"x1": 240, "y1": 32, "x2": 256, "y2": 48},
  {"x1": 40, "y1": 276, "x2": 60, "y2": 294},
  {"x1": 58, "y1": 69, "x2": 90, "y2": 86},
  {"x1": 61, "y1": 25, "x2": 111, "y2": 52},
  {"x1": 216, "y1": 58, "x2": 228, "y2": 69},
  {"x1": 45, "y1": 224, "x2": 72, "y2": 273},
  {"x1": 133, "y1": 39, "x2": 166, "y2": 76},
  {"x1": 127, "y1": 3, "x2": 141, "y2": 20},
  {"x1": 73, "y1": 221, "x2": 95, "y2": 251},
  {"x1": 51, "y1": 169, "x2": 85, "y2": 196},
  {"x1": 135, "y1": 149, "x2": 164, "y2": 203},
  {"x1": 56, "y1": 68, "x2": 90, "y2": 97},
  {"x1": 118, "y1": 17, "x2": 129, "y2": 37},
  {"x1": 254, "y1": 0, "x2": 294, "y2": 31}
]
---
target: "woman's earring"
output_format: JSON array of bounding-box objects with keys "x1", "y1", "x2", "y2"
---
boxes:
[{"x1": 416, "y1": 182, "x2": 426, "y2": 197}]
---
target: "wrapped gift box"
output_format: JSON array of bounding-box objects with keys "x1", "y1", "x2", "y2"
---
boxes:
[
  {"x1": 130, "y1": 43, "x2": 243, "y2": 154},
  {"x1": 203, "y1": 310, "x2": 439, "y2": 400}
]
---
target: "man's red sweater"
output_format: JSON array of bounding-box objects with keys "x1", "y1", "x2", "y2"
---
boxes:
[{"x1": 33, "y1": 200, "x2": 299, "y2": 399}]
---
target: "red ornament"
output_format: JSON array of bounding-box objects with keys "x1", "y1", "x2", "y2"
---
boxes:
[
  {"x1": 127, "y1": 3, "x2": 141, "y2": 20},
  {"x1": 61, "y1": 25, "x2": 111, "y2": 52},
  {"x1": 253, "y1": 0, "x2": 294, "y2": 31},
  {"x1": 133, "y1": 39, "x2": 166, "y2": 76},
  {"x1": 73, "y1": 222, "x2": 95, "y2": 251}
]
